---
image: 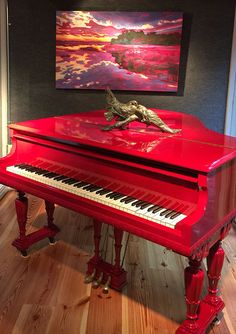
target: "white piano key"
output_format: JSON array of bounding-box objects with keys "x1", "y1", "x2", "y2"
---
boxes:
[{"x1": 6, "y1": 164, "x2": 188, "y2": 229}]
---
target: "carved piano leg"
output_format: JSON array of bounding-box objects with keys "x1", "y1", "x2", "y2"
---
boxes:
[
  {"x1": 205, "y1": 240, "x2": 225, "y2": 309},
  {"x1": 45, "y1": 201, "x2": 59, "y2": 244},
  {"x1": 177, "y1": 240, "x2": 225, "y2": 334},
  {"x1": 176, "y1": 258, "x2": 204, "y2": 334},
  {"x1": 12, "y1": 192, "x2": 60, "y2": 255}
]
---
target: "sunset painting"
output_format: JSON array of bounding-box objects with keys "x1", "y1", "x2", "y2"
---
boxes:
[{"x1": 56, "y1": 11, "x2": 183, "y2": 92}]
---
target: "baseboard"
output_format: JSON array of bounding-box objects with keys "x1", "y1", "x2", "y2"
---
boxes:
[{"x1": 7, "y1": 144, "x2": 12, "y2": 153}]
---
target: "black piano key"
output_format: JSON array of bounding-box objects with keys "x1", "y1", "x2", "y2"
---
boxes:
[
  {"x1": 41, "y1": 171, "x2": 55, "y2": 177},
  {"x1": 62, "y1": 177, "x2": 78, "y2": 184},
  {"x1": 91, "y1": 186, "x2": 102, "y2": 191},
  {"x1": 165, "y1": 210, "x2": 176, "y2": 218},
  {"x1": 15, "y1": 163, "x2": 27, "y2": 168},
  {"x1": 140, "y1": 202, "x2": 152, "y2": 210},
  {"x1": 82, "y1": 184, "x2": 94, "y2": 190},
  {"x1": 147, "y1": 205, "x2": 160, "y2": 212},
  {"x1": 85, "y1": 185, "x2": 99, "y2": 192},
  {"x1": 96, "y1": 188, "x2": 110, "y2": 195},
  {"x1": 29, "y1": 166, "x2": 42, "y2": 171},
  {"x1": 170, "y1": 212, "x2": 181, "y2": 219},
  {"x1": 53, "y1": 175, "x2": 68, "y2": 181},
  {"x1": 44, "y1": 172, "x2": 59, "y2": 178},
  {"x1": 124, "y1": 197, "x2": 136, "y2": 204},
  {"x1": 89, "y1": 185, "x2": 101, "y2": 192},
  {"x1": 152, "y1": 206, "x2": 164, "y2": 214},
  {"x1": 29, "y1": 166, "x2": 43, "y2": 172},
  {"x1": 74, "y1": 181, "x2": 89, "y2": 188},
  {"x1": 108, "y1": 192, "x2": 121, "y2": 199},
  {"x1": 113, "y1": 193, "x2": 126, "y2": 200},
  {"x1": 136, "y1": 201, "x2": 148, "y2": 208},
  {"x1": 160, "y1": 209, "x2": 173, "y2": 217},
  {"x1": 35, "y1": 169, "x2": 49, "y2": 175},
  {"x1": 120, "y1": 196, "x2": 133, "y2": 203},
  {"x1": 64, "y1": 178, "x2": 79, "y2": 184},
  {"x1": 20, "y1": 165, "x2": 33, "y2": 171},
  {"x1": 106, "y1": 191, "x2": 117, "y2": 198},
  {"x1": 24, "y1": 166, "x2": 37, "y2": 172},
  {"x1": 61, "y1": 178, "x2": 73, "y2": 184},
  {"x1": 131, "y1": 200, "x2": 143, "y2": 207}
]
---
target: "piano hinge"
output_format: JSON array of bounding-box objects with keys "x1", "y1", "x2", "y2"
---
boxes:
[{"x1": 198, "y1": 174, "x2": 208, "y2": 191}]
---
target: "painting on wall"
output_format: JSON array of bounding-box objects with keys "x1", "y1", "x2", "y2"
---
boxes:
[{"x1": 56, "y1": 11, "x2": 183, "y2": 92}]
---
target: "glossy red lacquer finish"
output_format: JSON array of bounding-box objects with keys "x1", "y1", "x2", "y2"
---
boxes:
[
  {"x1": 9, "y1": 109, "x2": 236, "y2": 172},
  {"x1": 2, "y1": 109, "x2": 236, "y2": 252},
  {"x1": 0, "y1": 109, "x2": 236, "y2": 334}
]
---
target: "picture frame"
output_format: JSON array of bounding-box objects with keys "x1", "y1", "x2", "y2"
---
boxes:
[{"x1": 56, "y1": 11, "x2": 183, "y2": 92}]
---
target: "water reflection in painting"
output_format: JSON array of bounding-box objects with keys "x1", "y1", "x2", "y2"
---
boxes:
[{"x1": 56, "y1": 11, "x2": 183, "y2": 92}]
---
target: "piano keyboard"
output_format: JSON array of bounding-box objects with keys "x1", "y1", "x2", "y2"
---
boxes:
[{"x1": 6, "y1": 163, "x2": 187, "y2": 229}]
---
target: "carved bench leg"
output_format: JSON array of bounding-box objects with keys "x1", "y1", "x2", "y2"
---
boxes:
[{"x1": 12, "y1": 193, "x2": 59, "y2": 256}]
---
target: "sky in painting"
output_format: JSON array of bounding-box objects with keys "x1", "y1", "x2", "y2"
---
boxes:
[
  {"x1": 56, "y1": 11, "x2": 183, "y2": 91},
  {"x1": 56, "y1": 11, "x2": 183, "y2": 43}
]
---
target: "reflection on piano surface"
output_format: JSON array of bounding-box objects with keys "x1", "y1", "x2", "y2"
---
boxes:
[{"x1": 1, "y1": 109, "x2": 236, "y2": 334}]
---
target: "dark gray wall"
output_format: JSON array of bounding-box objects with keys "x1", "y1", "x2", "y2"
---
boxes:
[{"x1": 8, "y1": 0, "x2": 235, "y2": 132}]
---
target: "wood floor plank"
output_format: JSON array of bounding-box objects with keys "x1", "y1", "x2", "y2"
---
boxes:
[{"x1": 0, "y1": 191, "x2": 235, "y2": 334}]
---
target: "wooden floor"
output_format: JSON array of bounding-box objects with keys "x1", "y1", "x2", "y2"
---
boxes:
[{"x1": 0, "y1": 191, "x2": 236, "y2": 334}]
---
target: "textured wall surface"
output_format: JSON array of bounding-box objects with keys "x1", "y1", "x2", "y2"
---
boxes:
[{"x1": 8, "y1": 0, "x2": 236, "y2": 132}]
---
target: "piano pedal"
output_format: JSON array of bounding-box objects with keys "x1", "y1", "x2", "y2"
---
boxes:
[
  {"x1": 102, "y1": 276, "x2": 111, "y2": 294},
  {"x1": 92, "y1": 272, "x2": 103, "y2": 289},
  {"x1": 84, "y1": 268, "x2": 96, "y2": 284}
]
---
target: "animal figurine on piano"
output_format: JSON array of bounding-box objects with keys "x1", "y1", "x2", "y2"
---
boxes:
[{"x1": 102, "y1": 89, "x2": 181, "y2": 134}]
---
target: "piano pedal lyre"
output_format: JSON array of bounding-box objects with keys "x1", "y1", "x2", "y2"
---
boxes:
[
  {"x1": 92, "y1": 272, "x2": 104, "y2": 289},
  {"x1": 84, "y1": 268, "x2": 96, "y2": 284},
  {"x1": 102, "y1": 275, "x2": 111, "y2": 294}
]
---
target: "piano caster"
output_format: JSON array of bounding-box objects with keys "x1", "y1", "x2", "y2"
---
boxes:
[
  {"x1": 20, "y1": 249, "x2": 28, "y2": 258},
  {"x1": 92, "y1": 272, "x2": 103, "y2": 289},
  {"x1": 102, "y1": 276, "x2": 111, "y2": 294},
  {"x1": 213, "y1": 317, "x2": 221, "y2": 326},
  {"x1": 84, "y1": 268, "x2": 96, "y2": 284},
  {"x1": 212, "y1": 313, "x2": 223, "y2": 326},
  {"x1": 48, "y1": 237, "x2": 56, "y2": 245}
]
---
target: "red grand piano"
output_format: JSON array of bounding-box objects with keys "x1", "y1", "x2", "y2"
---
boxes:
[{"x1": 0, "y1": 109, "x2": 236, "y2": 334}]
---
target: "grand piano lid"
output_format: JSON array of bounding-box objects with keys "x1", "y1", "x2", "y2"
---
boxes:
[{"x1": 9, "y1": 109, "x2": 236, "y2": 173}]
